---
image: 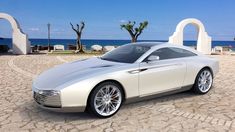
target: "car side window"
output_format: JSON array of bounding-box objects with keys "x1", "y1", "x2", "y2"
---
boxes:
[
  {"x1": 169, "y1": 47, "x2": 197, "y2": 58},
  {"x1": 144, "y1": 47, "x2": 197, "y2": 61}
]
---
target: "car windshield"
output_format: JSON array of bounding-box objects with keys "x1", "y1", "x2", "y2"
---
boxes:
[{"x1": 100, "y1": 44, "x2": 150, "y2": 63}]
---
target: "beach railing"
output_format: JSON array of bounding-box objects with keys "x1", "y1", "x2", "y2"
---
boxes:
[
  {"x1": 211, "y1": 46, "x2": 232, "y2": 55},
  {"x1": 54, "y1": 45, "x2": 64, "y2": 51}
]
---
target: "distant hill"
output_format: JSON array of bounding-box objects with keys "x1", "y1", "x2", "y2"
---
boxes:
[{"x1": 0, "y1": 37, "x2": 4, "y2": 40}]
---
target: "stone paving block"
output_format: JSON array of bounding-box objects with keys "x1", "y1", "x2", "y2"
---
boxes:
[
  {"x1": 192, "y1": 114, "x2": 201, "y2": 120},
  {"x1": 158, "y1": 107, "x2": 168, "y2": 112},
  {"x1": 176, "y1": 111, "x2": 185, "y2": 116},
  {"x1": 182, "y1": 112, "x2": 190, "y2": 118},
  {"x1": 165, "y1": 107, "x2": 173, "y2": 111},
  {"x1": 232, "y1": 121, "x2": 235, "y2": 128},
  {"x1": 199, "y1": 116, "x2": 207, "y2": 122},
  {"x1": 172, "y1": 110, "x2": 181, "y2": 115},
  {"x1": 211, "y1": 118, "x2": 219, "y2": 125},
  {"x1": 187, "y1": 113, "x2": 195, "y2": 119},
  {"x1": 217, "y1": 119, "x2": 225, "y2": 126},
  {"x1": 166, "y1": 109, "x2": 176, "y2": 114},
  {"x1": 205, "y1": 117, "x2": 213, "y2": 123},
  {"x1": 224, "y1": 120, "x2": 232, "y2": 127}
]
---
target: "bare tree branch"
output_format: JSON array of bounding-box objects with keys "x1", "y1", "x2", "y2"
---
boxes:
[
  {"x1": 76, "y1": 24, "x2": 80, "y2": 31},
  {"x1": 70, "y1": 23, "x2": 77, "y2": 32},
  {"x1": 80, "y1": 21, "x2": 85, "y2": 35}
]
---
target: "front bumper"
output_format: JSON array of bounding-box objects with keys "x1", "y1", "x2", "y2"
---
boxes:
[
  {"x1": 33, "y1": 89, "x2": 86, "y2": 112},
  {"x1": 36, "y1": 104, "x2": 86, "y2": 112}
]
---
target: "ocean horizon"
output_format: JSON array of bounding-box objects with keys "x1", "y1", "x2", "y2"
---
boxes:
[{"x1": 1, "y1": 38, "x2": 235, "y2": 50}]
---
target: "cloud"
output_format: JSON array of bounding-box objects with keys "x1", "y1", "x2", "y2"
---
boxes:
[
  {"x1": 120, "y1": 20, "x2": 127, "y2": 23},
  {"x1": 28, "y1": 28, "x2": 40, "y2": 31},
  {"x1": 51, "y1": 28, "x2": 66, "y2": 35}
]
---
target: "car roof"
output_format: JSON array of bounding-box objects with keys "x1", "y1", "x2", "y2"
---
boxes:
[
  {"x1": 132, "y1": 42, "x2": 203, "y2": 56},
  {"x1": 133, "y1": 42, "x2": 204, "y2": 63},
  {"x1": 133, "y1": 42, "x2": 166, "y2": 47}
]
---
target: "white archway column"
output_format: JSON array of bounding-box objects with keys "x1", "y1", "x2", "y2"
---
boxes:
[
  {"x1": 12, "y1": 28, "x2": 31, "y2": 54},
  {"x1": 197, "y1": 29, "x2": 212, "y2": 55},
  {"x1": 169, "y1": 18, "x2": 211, "y2": 55},
  {"x1": 0, "y1": 13, "x2": 31, "y2": 55}
]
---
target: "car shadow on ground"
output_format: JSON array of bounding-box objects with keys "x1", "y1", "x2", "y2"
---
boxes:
[
  {"x1": 20, "y1": 90, "x2": 202, "y2": 122},
  {"x1": 124, "y1": 90, "x2": 201, "y2": 110}
]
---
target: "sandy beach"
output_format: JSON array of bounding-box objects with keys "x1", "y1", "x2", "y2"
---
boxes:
[{"x1": 0, "y1": 54, "x2": 234, "y2": 131}]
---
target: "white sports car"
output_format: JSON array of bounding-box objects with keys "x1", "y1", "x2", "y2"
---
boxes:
[{"x1": 32, "y1": 42, "x2": 219, "y2": 117}]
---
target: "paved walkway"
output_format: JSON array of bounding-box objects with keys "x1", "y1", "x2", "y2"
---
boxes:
[{"x1": 0, "y1": 54, "x2": 235, "y2": 132}]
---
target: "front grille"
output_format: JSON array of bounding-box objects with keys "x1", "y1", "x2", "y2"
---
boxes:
[
  {"x1": 34, "y1": 91, "x2": 61, "y2": 108},
  {"x1": 34, "y1": 92, "x2": 46, "y2": 104}
]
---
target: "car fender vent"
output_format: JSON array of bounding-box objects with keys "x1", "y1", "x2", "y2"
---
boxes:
[
  {"x1": 71, "y1": 59, "x2": 88, "y2": 63},
  {"x1": 90, "y1": 65, "x2": 114, "y2": 68}
]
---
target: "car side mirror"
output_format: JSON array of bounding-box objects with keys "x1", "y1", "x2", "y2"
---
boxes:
[{"x1": 147, "y1": 55, "x2": 160, "y2": 62}]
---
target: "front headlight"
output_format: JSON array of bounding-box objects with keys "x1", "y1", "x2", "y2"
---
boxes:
[
  {"x1": 34, "y1": 90, "x2": 61, "y2": 108},
  {"x1": 38, "y1": 90, "x2": 60, "y2": 96}
]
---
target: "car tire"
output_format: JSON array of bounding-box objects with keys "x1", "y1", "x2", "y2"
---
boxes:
[
  {"x1": 193, "y1": 68, "x2": 213, "y2": 94},
  {"x1": 88, "y1": 82, "x2": 124, "y2": 118}
]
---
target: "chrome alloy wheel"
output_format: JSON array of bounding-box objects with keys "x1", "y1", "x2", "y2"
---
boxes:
[
  {"x1": 198, "y1": 70, "x2": 213, "y2": 93},
  {"x1": 94, "y1": 85, "x2": 122, "y2": 116}
]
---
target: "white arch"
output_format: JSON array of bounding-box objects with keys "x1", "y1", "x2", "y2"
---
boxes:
[
  {"x1": 0, "y1": 13, "x2": 30, "y2": 54},
  {"x1": 169, "y1": 18, "x2": 211, "y2": 54}
]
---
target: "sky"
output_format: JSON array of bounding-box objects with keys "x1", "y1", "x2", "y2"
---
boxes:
[{"x1": 0, "y1": 0, "x2": 234, "y2": 40}]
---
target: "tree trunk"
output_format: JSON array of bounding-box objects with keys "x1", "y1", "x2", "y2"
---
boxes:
[
  {"x1": 131, "y1": 37, "x2": 137, "y2": 43},
  {"x1": 76, "y1": 37, "x2": 84, "y2": 53}
]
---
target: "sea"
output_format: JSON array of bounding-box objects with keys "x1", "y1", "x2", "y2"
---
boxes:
[{"x1": 1, "y1": 38, "x2": 235, "y2": 51}]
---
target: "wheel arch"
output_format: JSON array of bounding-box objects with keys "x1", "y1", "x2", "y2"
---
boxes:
[
  {"x1": 192, "y1": 66, "x2": 214, "y2": 94},
  {"x1": 193, "y1": 66, "x2": 214, "y2": 85},
  {"x1": 86, "y1": 79, "x2": 127, "y2": 108},
  {"x1": 201, "y1": 66, "x2": 214, "y2": 78}
]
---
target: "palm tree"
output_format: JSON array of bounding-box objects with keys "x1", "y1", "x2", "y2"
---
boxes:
[
  {"x1": 70, "y1": 22, "x2": 85, "y2": 53},
  {"x1": 120, "y1": 21, "x2": 148, "y2": 43}
]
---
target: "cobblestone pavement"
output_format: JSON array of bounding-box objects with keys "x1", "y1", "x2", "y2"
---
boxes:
[{"x1": 0, "y1": 54, "x2": 235, "y2": 132}]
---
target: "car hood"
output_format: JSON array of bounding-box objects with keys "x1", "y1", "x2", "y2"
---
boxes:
[{"x1": 33, "y1": 57, "x2": 123, "y2": 90}]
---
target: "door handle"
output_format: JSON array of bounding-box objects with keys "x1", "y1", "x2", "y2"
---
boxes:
[
  {"x1": 139, "y1": 68, "x2": 148, "y2": 72},
  {"x1": 128, "y1": 68, "x2": 148, "y2": 74}
]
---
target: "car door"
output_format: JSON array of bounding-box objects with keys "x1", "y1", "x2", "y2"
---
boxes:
[{"x1": 138, "y1": 48, "x2": 187, "y2": 97}]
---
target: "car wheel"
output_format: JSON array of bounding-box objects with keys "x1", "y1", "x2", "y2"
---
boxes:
[
  {"x1": 193, "y1": 68, "x2": 213, "y2": 94},
  {"x1": 88, "y1": 82, "x2": 124, "y2": 118}
]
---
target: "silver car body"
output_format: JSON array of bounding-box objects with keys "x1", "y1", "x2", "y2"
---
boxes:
[{"x1": 32, "y1": 42, "x2": 219, "y2": 112}]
